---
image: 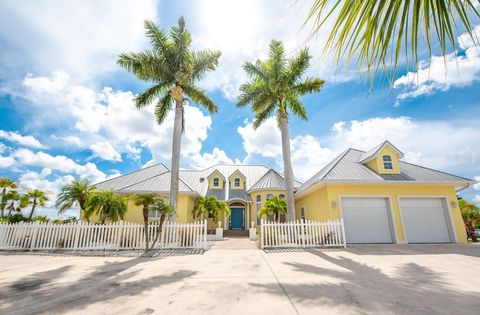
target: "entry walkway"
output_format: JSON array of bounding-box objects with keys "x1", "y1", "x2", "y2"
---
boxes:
[{"x1": 209, "y1": 237, "x2": 259, "y2": 250}]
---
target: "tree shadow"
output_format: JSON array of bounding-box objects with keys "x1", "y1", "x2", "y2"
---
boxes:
[
  {"x1": 1, "y1": 256, "x2": 197, "y2": 315},
  {"x1": 252, "y1": 250, "x2": 480, "y2": 314}
]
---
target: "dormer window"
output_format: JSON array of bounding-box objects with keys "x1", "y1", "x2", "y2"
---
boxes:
[
  {"x1": 383, "y1": 155, "x2": 393, "y2": 170},
  {"x1": 234, "y1": 178, "x2": 240, "y2": 187},
  {"x1": 213, "y1": 178, "x2": 219, "y2": 187}
]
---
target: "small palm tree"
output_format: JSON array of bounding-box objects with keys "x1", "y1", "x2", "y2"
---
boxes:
[
  {"x1": 6, "y1": 191, "x2": 28, "y2": 216},
  {"x1": 24, "y1": 189, "x2": 49, "y2": 220},
  {"x1": 56, "y1": 179, "x2": 96, "y2": 220},
  {"x1": 149, "y1": 200, "x2": 174, "y2": 249},
  {"x1": 193, "y1": 195, "x2": 231, "y2": 222},
  {"x1": 133, "y1": 193, "x2": 160, "y2": 252},
  {"x1": 459, "y1": 197, "x2": 480, "y2": 242},
  {"x1": 238, "y1": 39, "x2": 324, "y2": 220},
  {"x1": 258, "y1": 196, "x2": 287, "y2": 223},
  {"x1": 304, "y1": 0, "x2": 480, "y2": 83},
  {"x1": 118, "y1": 17, "x2": 221, "y2": 215},
  {"x1": 0, "y1": 178, "x2": 17, "y2": 218},
  {"x1": 85, "y1": 191, "x2": 127, "y2": 224}
]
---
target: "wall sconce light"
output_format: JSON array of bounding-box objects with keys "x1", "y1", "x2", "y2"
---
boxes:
[
  {"x1": 332, "y1": 201, "x2": 338, "y2": 209},
  {"x1": 450, "y1": 201, "x2": 458, "y2": 208}
]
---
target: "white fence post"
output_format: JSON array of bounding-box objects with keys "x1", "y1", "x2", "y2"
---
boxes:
[{"x1": 260, "y1": 219, "x2": 264, "y2": 249}]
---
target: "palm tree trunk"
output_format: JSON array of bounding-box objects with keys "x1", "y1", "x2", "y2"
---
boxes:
[
  {"x1": 150, "y1": 213, "x2": 166, "y2": 249},
  {"x1": 28, "y1": 201, "x2": 37, "y2": 220},
  {"x1": 169, "y1": 98, "x2": 183, "y2": 221},
  {"x1": 143, "y1": 207, "x2": 149, "y2": 252},
  {"x1": 279, "y1": 112, "x2": 295, "y2": 221}
]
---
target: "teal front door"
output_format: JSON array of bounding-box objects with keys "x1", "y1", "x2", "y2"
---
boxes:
[{"x1": 230, "y1": 207, "x2": 245, "y2": 230}]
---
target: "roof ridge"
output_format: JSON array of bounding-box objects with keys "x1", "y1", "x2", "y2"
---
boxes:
[
  {"x1": 320, "y1": 148, "x2": 353, "y2": 180},
  {"x1": 399, "y1": 160, "x2": 475, "y2": 182},
  {"x1": 93, "y1": 162, "x2": 169, "y2": 187},
  {"x1": 248, "y1": 168, "x2": 283, "y2": 192}
]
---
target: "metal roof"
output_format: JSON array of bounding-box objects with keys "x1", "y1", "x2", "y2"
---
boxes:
[
  {"x1": 118, "y1": 172, "x2": 194, "y2": 193},
  {"x1": 94, "y1": 163, "x2": 169, "y2": 191},
  {"x1": 360, "y1": 140, "x2": 404, "y2": 163},
  {"x1": 248, "y1": 169, "x2": 287, "y2": 192},
  {"x1": 297, "y1": 146, "x2": 475, "y2": 194}
]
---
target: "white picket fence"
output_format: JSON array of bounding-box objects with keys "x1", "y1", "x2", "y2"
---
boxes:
[
  {"x1": 260, "y1": 219, "x2": 346, "y2": 249},
  {"x1": 0, "y1": 220, "x2": 207, "y2": 251}
]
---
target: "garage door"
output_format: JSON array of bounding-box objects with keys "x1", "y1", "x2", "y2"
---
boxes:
[
  {"x1": 400, "y1": 198, "x2": 452, "y2": 243},
  {"x1": 342, "y1": 198, "x2": 393, "y2": 243}
]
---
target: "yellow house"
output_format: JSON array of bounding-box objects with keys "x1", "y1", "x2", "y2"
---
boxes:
[
  {"x1": 93, "y1": 141, "x2": 475, "y2": 244},
  {"x1": 94, "y1": 164, "x2": 296, "y2": 231},
  {"x1": 295, "y1": 141, "x2": 475, "y2": 244}
]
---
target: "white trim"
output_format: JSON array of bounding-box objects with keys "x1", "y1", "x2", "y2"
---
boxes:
[
  {"x1": 339, "y1": 195, "x2": 397, "y2": 244},
  {"x1": 397, "y1": 195, "x2": 457, "y2": 243}
]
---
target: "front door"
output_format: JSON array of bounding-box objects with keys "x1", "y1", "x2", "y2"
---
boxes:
[{"x1": 230, "y1": 207, "x2": 245, "y2": 230}]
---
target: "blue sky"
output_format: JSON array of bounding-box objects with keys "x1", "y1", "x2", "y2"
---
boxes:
[{"x1": 1, "y1": 0, "x2": 480, "y2": 218}]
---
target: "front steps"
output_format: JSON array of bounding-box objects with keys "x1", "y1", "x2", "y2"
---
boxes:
[{"x1": 224, "y1": 229, "x2": 249, "y2": 237}]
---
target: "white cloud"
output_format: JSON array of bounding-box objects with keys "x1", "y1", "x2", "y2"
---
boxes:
[
  {"x1": 51, "y1": 135, "x2": 83, "y2": 147},
  {"x1": 394, "y1": 24, "x2": 480, "y2": 102},
  {"x1": 187, "y1": 147, "x2": 238, "y2": 170},
  {"x1": 237, "y1": 118, "x2": 282, "y2": 159},
  {"x1": 0, "y1": 155, "x2": 15, "y2": 168},
  {"x1": 0, "y1": 0, "x2": 157, "y2": 82},
  {"x1": 0, "y1": 130, "x2": 44, "y2": 148},
  {"x1": 89, "y1": 142, "x2": 122, "y2": 162},
  {"x1": 11, "y1": 148, "x2": 107, "y2": 183}
]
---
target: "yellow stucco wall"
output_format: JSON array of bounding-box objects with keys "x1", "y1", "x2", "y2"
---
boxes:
[
  {"x1": 249, "y1": 189, "x2": 286, "y2": 224},
  {"x1": 366, "y1": 146, "x2": 401, "y2": 174},
  {"x1": 295, "y1": 183, "x2": 467, "y2": 244}
]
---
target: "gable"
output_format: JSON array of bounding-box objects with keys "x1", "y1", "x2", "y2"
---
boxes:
[
  {"x1": 228, "y1": 170, "x2": 246, "y2": 190},
  {"x1": 207, "y1": 169, "x2": 225, "y2": 189},
  {"x1": 365, "y1": 145, "x2": 401, "y2": 175}
]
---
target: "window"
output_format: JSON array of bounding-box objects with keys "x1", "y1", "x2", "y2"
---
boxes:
[
  {"x1": 266, "y1": 194, "x2": 273, "y2": 201},
  {"x1": 383, "y1": 155, "x2": 393, "y2": 170},
  {"x1": 300, "y1": 206, "x2": 305, "y2": 221},
  {"x1": 279, "y1": 194, "x2": 285, "y2": 199},
  {"x1": 256, "y1": 195, "x2": 262, "y2": 225},
  {"x1": 234, "y1": 178, "x2": 240, "y2": 187},
  {"x1": 148, "y1": 209, "x2": 160, "y2": 220},
  {"x1": 213, "y1": 177, "x2": 219, "y2": 187}
]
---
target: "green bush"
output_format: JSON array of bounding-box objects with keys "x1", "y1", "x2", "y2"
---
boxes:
[
  {"x1": 8, "y1": 214, "x2": 28, "y2": 223},
  {"x1": 31, "y1": 216, "x2": 50, "y2": 223}
]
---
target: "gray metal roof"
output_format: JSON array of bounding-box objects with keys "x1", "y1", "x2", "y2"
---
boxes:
[
  {"x1": 94, "y1": 163, "x2": 169, "y2": 191},
  {"x1": 297, "y1": 147, "x2": 475, "y2": 194},
  {"x1": 248, "y1": 169, "x2": 286, "y2": 191},
  {"x1": 118, "y1": 172, "x2": 194, "y2": 193}
]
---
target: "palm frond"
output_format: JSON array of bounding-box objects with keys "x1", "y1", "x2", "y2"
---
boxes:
[
  {"x1": 144, "y1": 20, "x2": 175, "y2": 65},
  {"x1": 292, "y1": 77, "x2": 325, "y2": 95},
  {"x1": 286, "y1": 95, "x2": 308, "y2": 120},
  {"x1": 135, "y1": 82, "x2": 172, "y2": 108},
  {"x1": 117, "y1": 51, "x2": 171, "y2": 81},
  {"x1": 253, "y1": 103, "x2": 276, "y2": 129},
  {"x1": 304, "y1": 0, "x2": 480, "y2": 84},
  {"x1": 183, "y1": 85, "x2": 218, "y2": 113},
  {"x1": 243, "y1": 61, "x2": 268, "y2": 81},
  {"x1": 268, "y1": 39, "x2": 287, "y2": 81},
  {"x1": 171, "y1": 16, "x2": 192, "y2": 69},
  {"x1": 155, "y1": 93, "x2": 173, "y2": 125},
  {"x1": 286, "y1": 47, "x2": 311, "y2": 85},
  {"x1": 191, "y1": 50, "x2": 221, "y2": 81}
]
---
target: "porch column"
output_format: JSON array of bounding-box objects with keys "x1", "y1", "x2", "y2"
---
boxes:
[{"x1": 246, "y1": 203, "x2": 250, "y2": 230}]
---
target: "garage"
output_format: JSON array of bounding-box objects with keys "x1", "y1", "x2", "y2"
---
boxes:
[
  {"x1": 341, "y1": 197, "x2": 394, "y2": 243},
  {"x1": 400, "y1": 198, "x2": 453, "y2": 243}
]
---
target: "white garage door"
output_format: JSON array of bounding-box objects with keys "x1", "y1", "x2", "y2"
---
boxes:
[
  {"x1": 342, "y1": 198, "x2": 393, "y2": 243},
  {"x1": 400, "y1": 198, "x2": 452, "y2": 243}
]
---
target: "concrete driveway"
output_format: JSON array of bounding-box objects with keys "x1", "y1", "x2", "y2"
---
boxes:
[{"x1": 1, "y1": 243, "x2": 479, "y2": 315}]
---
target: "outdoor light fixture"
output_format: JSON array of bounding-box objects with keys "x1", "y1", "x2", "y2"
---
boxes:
[
  {"x1": 331, "y1": 201, "x2": 338, "y2": 209},
  {"x1": 450, "y1": 201, "x2": 458, "y2": 208}
]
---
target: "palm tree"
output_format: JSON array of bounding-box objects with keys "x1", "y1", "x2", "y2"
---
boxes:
[
  {"x1": 0, "y1": 178, "x2": 17, "y2": 218},
  {"x1": 193, "y1": 195, "x2": 231, "y2": 224},
  {"x1": 24, "y1": 189, "x2": 49, "y2": 220},
  {"x1": 237, "y1": 40, "x2": 325, "y2": 221},
  {"x1": 56, "y1": 179, "x2": 96, "y2": 220},
  {"x1": 258, "y1": 196, "x2": 287, "y2": 223},
  {"x1": 117, "y1": 17, "x2": 221, "y2": 216},
  {"x1": 85, "y1": 190, "x2": 127, "y2": 224},
  {"x1": 304, "y1": 1, "x2": 480, "y2": 82},
  {"x1": 6, "y1": 191, "x2": 28, "y2": 216},
  {"x1": 459, "y1": 197, "x2": 480, "y2": 242},
  {"x1": 133, "y1": 193, "x2": 160, "y2": 252},
  {"x1": 149, "y1": 200, "x2": 174, "y2": 249}
]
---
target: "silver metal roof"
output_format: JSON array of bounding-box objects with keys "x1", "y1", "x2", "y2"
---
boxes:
[
  {"x1": 248, "y1": 169, "x2": 287, "y2": 191},
  {"x1": 297, "y1": 146, "x2": 475, "y2": 194},
  {"x1": 360, "y1": 140, "x2": 404, "y2": 163},
  {"x1": 118, "y1": 172, "x2": 194, "y2": 193},
  {"x1": 94, "y1": 163, "x2": 169, "y2": 191}
]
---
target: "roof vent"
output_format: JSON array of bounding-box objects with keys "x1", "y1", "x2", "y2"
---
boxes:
[{"x1": 199, "y1": 177, "x2": 205, "y2": 183}]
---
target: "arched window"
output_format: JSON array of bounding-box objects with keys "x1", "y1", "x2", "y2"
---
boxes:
[
  {"x1": 279, "y1": 194, "x2": 285, "y2": 199},
  {"x1": 234, "y1": 178, "x2": 240, "y2": 187},
  {"x1": 382, "y1": 155, "x2": 393, "y2": 170},
  {"x1": 256, "y1": 195, "x2": 261, "y2": 202},
  {"x1": 266, "y1": 194, "x2": 273, "y2": 201},
  {"x1": 300, "y1": 206, "x2": 305, "y2": 221},
  {"x1": 213, "y1": 178, "x2": 220, "y2": 187}
]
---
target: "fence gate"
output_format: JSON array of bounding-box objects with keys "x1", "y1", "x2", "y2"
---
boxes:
[
  {"x1": 260, "y1": 219, "x2": 346, "y2": 249},
  {"x1": 0, "y1": 220, "x2": 208, "y2": 251}
]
